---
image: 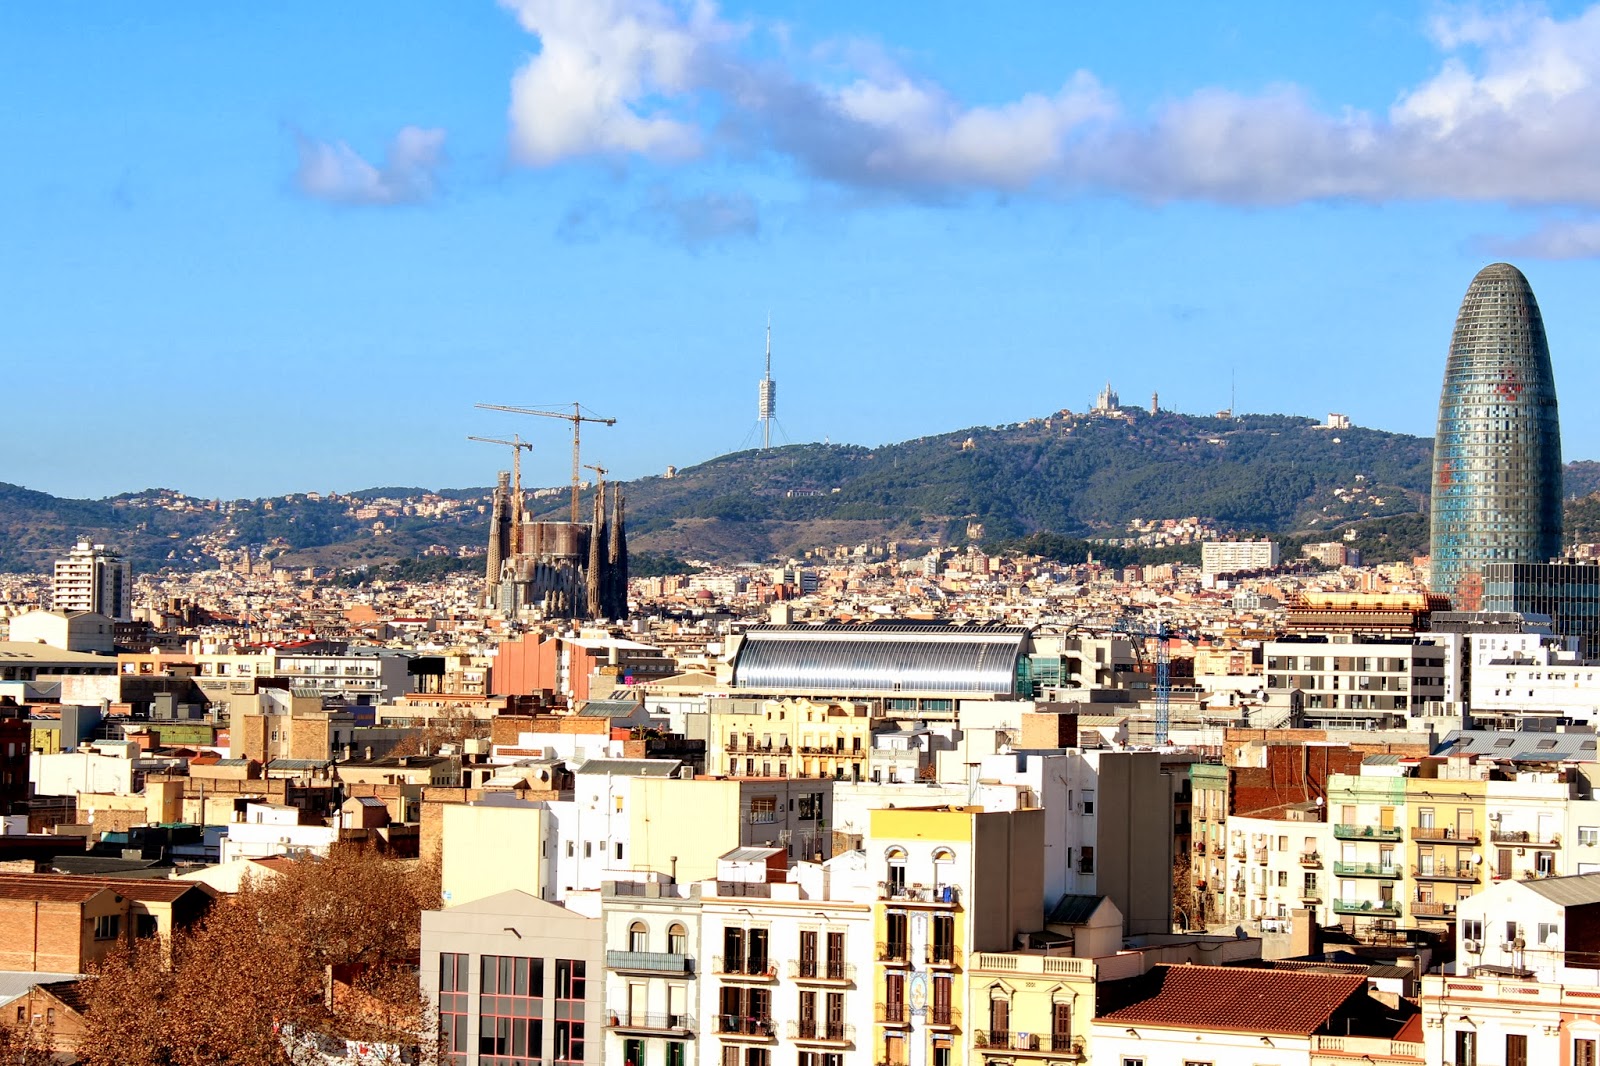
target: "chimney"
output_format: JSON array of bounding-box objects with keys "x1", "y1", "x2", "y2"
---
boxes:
[{"x1": 364, "y1": 746, "x2": 373, "y2": 761}]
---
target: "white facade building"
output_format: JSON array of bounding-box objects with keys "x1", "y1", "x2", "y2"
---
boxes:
[{"x1": 52, "y1": 540, "x2": 131, "y2": 621}]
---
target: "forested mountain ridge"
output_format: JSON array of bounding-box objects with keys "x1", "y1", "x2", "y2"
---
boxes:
[{"x1": 2, "y1": 410, "x2": 1596, "y2": 569}]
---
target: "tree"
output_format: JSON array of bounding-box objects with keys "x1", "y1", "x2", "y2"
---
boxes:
[
  {"x1": 0, "y1": 1014, "x2": 57, "y2": 1066},
  {"x1": 80, "y1": 849, "x2": 442, "y2": 1066}
]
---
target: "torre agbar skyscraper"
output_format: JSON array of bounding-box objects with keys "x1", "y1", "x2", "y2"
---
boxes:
[{"x1": 1430, "y1": 262, "x2": 1563, "y2": 609}]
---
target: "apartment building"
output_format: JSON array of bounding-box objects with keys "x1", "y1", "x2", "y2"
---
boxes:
[
  {"x1": 1423, "y1": 872, "x2": 1600, "y2": 1066},
  {"x1": 709, "y1": 696, "x2": 878, "y2": 781},
  {"x1": 599, "y1": 880, "x2": 701, "y2": 1066},
  {"x1": 51, "y1": 540, "x2": 131, "y2": 622},
  {"x1": 699, "y1": 849, "x2": 875, "y2": 1066},
  {"x1": 1264, "y1": 636, "x2": 1449, "y2": 728},
  {"x1": 421, "y1": 890, "x2": 604, "y2": 1066},
  {"x1": 1224, "y1": 803, "x2": 1332, "y2": 929},
  {"x1": 868, "y1": 806, "x2": 1045, "y2": 1066}
]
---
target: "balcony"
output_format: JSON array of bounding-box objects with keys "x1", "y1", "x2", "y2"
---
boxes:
[
  {"x1": 1300, "y1": 851, "x2": 1322, "y2": 867},
  {"x1": 715, "y1": 1015, "x2": 775, "y2": 1040},
  {"x1": 973, "y1": 1031, "x2": 1084, "y2": 1057},
  {"x1": 1412, "y1": 826, "x2": 1480, "y2": 845},
  {"x1": 712, "y1": 956, "x2": 776, "y2": 980},
  {"x1": 787, "y1": 1021, "x2": 854, "y2": 1046},
  {"x1": 877, "y1": 1003, "x2": 909, "y2": 1027},
  {"x1": 1335, "y1": 824, "x2": 1403, "y2": 841},
  {"x1": 608, "y1": 1011, "x2": 695, "y2": 1035},
  {"x1": 1412, "y1": 864, "x2": 1478, "y2": 883},
  {"x1": 927, "y1": 1006, "x2": 961, "y2": 1030},
  {"x1": 1253, "y1": 848, "x2": 1268, "y2": 865},
  {"x1": 877, "y1": 941, "x2": 909, "y2": 964},
  {"x1": 1332, "y1": 898, "x2": 1401, "y2": 917},
  {"x1": 1491, "y1": 829, "x2": 1561, "y2": 846},
  {"x1": 925, "y1": 944, "x2": 958, "y2": 968},
  {"x1": 878, "y1": 882, "x2": 960, "y2": 906},
  {"x1": 1332, "y1": 861, "x2": 1401, "y2": 879},
  {"x1": 605, "y1": 950, "x2": 694, "y2": 975},
  {"x1": 1410, "y1": 900, "x2": 1458, "y2": 918},
  {"x1": 787, "y1": 959, "x2": 855, "y2": 983}
]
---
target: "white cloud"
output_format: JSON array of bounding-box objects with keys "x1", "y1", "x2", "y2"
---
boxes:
[
  {"x1": 500, "y1": 0, "x2": 721, "y2": 164},
  {"x1": 493, "y1": 1, "x2": 1600, "y2": 249},
  {"x1": 294, "y1": 126, "x2": 446, "y2": 206}
]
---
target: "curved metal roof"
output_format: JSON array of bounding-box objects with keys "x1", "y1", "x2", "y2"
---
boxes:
[{"x1": 731, "y1": 623, "x2": 1029, "y2": 697}]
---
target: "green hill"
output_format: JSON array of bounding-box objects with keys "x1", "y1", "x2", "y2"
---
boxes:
[{"x1": 3, "y1": 408, "x2": 1598, "y2": 571}]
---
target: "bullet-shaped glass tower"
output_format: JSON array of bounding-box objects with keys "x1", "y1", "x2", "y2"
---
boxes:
[{"x1": 1430, "y1": 263, "x2": 1563, "y2": 609}]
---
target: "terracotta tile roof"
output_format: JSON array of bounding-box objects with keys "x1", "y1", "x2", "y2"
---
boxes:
[
  {"x1": 0, "y1": 880, "x2": 110, "y2": 904},
  {"x1": 1095, "y1": 964, "x2": 1367, "y2": 1036},
  {"x1": 0, "y1": 874, "x2": 210, "y2": 905}
]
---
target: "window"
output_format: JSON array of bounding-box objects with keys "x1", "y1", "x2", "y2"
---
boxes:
[
  {"x1": 750, "y1": 796, "x2": 777, "y2": 823},
  {"x1": 886, "y1": 847, "x2": 908, "y2": 896},
  {"x1": 1539, "y1": 923, "x2": 1560, "y2": 945},
  {"x1": 624, "y1": 1038, "x2": 645, "y2": 1066},
  {"x1": 668, "y1": 923, "x2": 687, "y2": 956},
  {"x1": 747, "y1": 928, "x2": 769, "y2": 974},
  {"x1": 439, "y1": 953, "x2": 469, "y2": 1062},
  {"x1": 666, "y1": 1043, "x2": 686, "y2": 1066},
  {"x1": 745, "y1": 1050, "x2": 769, "y2": 1066},
  {"x1": 94, "y1": 915, "x2": 120, "y2": 940},
  {"x1": 479, "y1": 955, "x2": 542, "y2": 1066},
  {"x1": 932, "y1": 914, "x2": 955, "y2": 963},
  {"x1": 885, "y1": 913, "x2": 908, "y2": 960},
  {"x1": 1582, "y1": 827, "x2": 1600, "y2": 846},
  {"x1": 1455, "y1": 1030, "x2": 1477, "y2": 1066},
  {"x1": 615, "y1": 842, "x2": 624, "y2": 862},
  {"x1": 1078, "y1": 846, "x2": 1095, "y2": 874},
  {"x1": 1577, "y1": 1039, "x2": 1597, "y2": 1066},
  {"x1": 554, "y1": 959, "x2": 586, "y2": 1065},
  {"x1": 1463, "y1": 919, "x2": 1483, "y2": 942},
  {"x1": 1081, "y1": 791, "x2": 1095, "y2": 815},
  {"x1": 885, "y1": 972, "x2": 905, "y2": 1023},
  {"x1": 1507, "y1": 1034, "x2": 1528, "y2": 1066},
  {"x1": 629, "y1": 921, "x2": 648, "y2": 953}
]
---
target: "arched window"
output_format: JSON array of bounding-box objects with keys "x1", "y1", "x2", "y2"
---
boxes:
[
  {"x1": 629, "y1": 920, "x2": 648, "y2": 953},
  {"x1": 885, "y1": 846, "x2": 908, "y2": 897},
  {"x1": 667, "y1": 923, "x2": 687, "y2": 956},
  {"x1": 932, "y1": 847, "x2": 956, "y2": 901}
]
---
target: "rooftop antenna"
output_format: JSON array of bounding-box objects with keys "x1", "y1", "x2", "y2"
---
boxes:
[{"x1": 759, "y1": 315, "x2": 777, "y2": 451}]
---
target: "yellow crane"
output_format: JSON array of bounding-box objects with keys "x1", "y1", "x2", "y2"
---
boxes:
[
  {"x1": 467, "y1": 434, "x2": 533, "y2": 553},
  {"x1": 476, "y1": 403, "x2": 617, "y2": 524}
]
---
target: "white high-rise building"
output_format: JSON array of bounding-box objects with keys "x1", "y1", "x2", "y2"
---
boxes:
[{"x1": 52, "y1": 539, "x2": 132, "y2": 622}]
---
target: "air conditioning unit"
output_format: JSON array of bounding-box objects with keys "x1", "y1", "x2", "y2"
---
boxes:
[{"x1": 1464, "y1": 939, "x2": 1480, "y2": 954}]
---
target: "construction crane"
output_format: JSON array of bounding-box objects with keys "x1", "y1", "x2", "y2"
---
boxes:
[
  {"x1": 476, "y1": 403, "x2": 617, "y2": 523},
  {"x1": 582, "y1": 463, "x2": 608, "y2": 498},
  {"x1": 467, "y1": 434, "x2": 532, "y2": 553},
  {"x1": 1116, "y1": 616, "x2": 1171, "y2": 746}
]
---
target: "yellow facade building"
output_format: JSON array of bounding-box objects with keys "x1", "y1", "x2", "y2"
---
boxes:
[{"x1": 866, "y1": 806, "x2": 1044, "y2": 1066}]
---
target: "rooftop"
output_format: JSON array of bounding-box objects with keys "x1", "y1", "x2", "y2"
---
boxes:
[{"x1": 1096, "y1": 964, "x2": 1367, "y2": 1036}]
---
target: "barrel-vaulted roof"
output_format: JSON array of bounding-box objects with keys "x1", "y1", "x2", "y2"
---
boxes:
[{"x1": 730, "y1": 622, "x2": 1030, "y2": 698}]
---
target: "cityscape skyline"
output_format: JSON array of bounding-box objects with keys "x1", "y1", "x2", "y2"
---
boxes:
[{"x1": 8, "y1": 2, "x2": 1600, "y2": 499}]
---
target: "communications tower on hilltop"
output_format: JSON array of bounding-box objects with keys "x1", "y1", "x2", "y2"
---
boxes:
[{"x1": 758, "y1": 317, "x2": 777, "y2": 450}]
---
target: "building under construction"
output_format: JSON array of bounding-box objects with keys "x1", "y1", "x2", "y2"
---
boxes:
[{"x1": 484, "y1": 474, "x2": 629, "y2": 621}]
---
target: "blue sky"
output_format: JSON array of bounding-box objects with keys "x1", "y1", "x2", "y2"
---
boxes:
[{"x1": 5, "y1": 1, "x2": 1600, "y2": 499}]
